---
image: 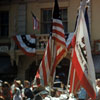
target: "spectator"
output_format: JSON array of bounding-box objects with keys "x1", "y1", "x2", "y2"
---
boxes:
[
  {"x1": 95, "y1": 79, "x2": 100, "y2": 100},
  {"x1": 21, "y1": 80, "x2": 30, "y2": 99},
  {"x1": 0, "y1": 80, "x2": 3, "y2": 97},
  {"x1": 0, "y1": 96, "x2": 4, "y2": 100},
  {"x1": 15, "y1": 80, "x2": 22, "y2": 90},
  {"x1": 13, "y1": 87, "x2": 22, "y2": 100},
  {"x1": 11, "y1": 79, "x2": 16, "y2": 95},
  {"x1": 2, "y1": 81, "x2": 13, "y2": 100},
  {"x1": 24, "y1": 88, "x2": 34, "y2": 100},
  {"x1": 40, "y1": 90, "x2": 49, "y2": 99}
]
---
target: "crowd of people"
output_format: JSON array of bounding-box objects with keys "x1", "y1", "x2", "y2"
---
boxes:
[{"x1": 0, "y1": 78, "x2": 100, "y2": 100}]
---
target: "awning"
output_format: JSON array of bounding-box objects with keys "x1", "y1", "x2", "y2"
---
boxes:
[
  {"x1": 0, "y1": 56, "x2": 17, "y2": 74},
  {"x1": 93, "y1": 55, "x2": 100, "y2": 73}
]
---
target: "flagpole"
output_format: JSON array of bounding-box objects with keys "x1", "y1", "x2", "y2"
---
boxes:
[
  {"x1": 66, "y1": 0, "x2": 82, "y2": 94},
  {"x1": 66, "y1": 49, "x2": 75, "y2": 97},
  {"x1": 49, "y1": 37, "x2": 56, "y2": 96},
  {"x1": 49, "y1": 0, "x2": 57, "y2": 96},
  {"x1": 71, "y1": 70, "x2": 76, "y2": 94},
  {"x1": 66, "y1": 58, "x2": 72, "y2": 96}
]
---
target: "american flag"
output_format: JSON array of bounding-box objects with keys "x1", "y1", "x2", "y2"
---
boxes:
[
  {"x1": 38, "y1": 37, "x2": 66, "y2": 86},
  {"x1": 52, "y1": 0, "x2": 66, "y2": 47},
  {"x1": 31, "y1": 12, "x2": 39, "y2": 30},
  {"x1": 36, "y1": 0, "x2": 67, "y2": 86}
]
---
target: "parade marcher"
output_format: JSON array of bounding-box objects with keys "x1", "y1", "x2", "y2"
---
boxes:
[
  {"x1": 39, "y1": 90, "x2": 49, "y2": 99},
  {"x1": 33, "y1": 86, "x2": 45, "y2": 100}
]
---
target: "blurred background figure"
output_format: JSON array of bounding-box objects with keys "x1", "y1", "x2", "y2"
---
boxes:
[
  {"x1": 0, "y1": 80, "x2": 3, "y2": 97},
  {"x1": 39, "y1": 89, "x2": 49, "y2": 99},
  {"x1": 33, "y1": 86, "x2": 45, "y2": 100},
  {"x1": 2, "y1": 81, "x2": 13, "y2": 100},
  {"x1": 0, "y1": 96, "x2": 4, "y2": 100},
  {"x1": 95, "y1": 79, "x2": 100, "y2": 100},
  {"x1": 24, "y1": 88, "x2": 34, "y2": 100},
  {"x1": 77, "y1": 87, "x2": 87, "y2": 100},
  {"x1": 11, "y1": 79, "x2": 17, "y2": 95},
  {"x1": 13, "y1": 87, "x2": 22, "y2": 100},
  {"x1": 21, "y1": 80, "x2": 30, "y2": 99}
]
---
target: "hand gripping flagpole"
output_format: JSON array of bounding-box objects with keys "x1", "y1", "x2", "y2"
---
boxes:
[
  {"x1": 48, "y1": 35, "x2": 57, "y2": 99},
  {"x1": 66, "y1": 48, "x2": 77, "y2": 98},
  {"x1": 66, "y1": 50, "x2": 73, "y2": 95}
]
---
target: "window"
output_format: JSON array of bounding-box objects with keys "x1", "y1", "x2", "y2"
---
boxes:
[
  {"x1": 0, "y1": 11, "x2": 9, "y2": 37},
  {"x1": 41, "y1": 8, "x2": 68, "y2": 34}
]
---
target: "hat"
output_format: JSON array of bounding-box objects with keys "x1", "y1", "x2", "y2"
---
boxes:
[
  {"x1": 33, "y1": 84, "x2": 38, "y2": 88},
  {"x1": 16, "y1": 80, "x2": 21, "y2": 85},
  {"x1": 3, "y1": 81, "x2": 10, "y2": 88},
  {"x1": 24, "y1": 80, "x2": 30, "y2": 85},
  {"x1": 53, "y1": 81, "x2": 62, "y2": 88},
  {"x1": 0, "y1": 96, "x2": 4, "y2": 100},
  {"x1": 33, "y1": 86, "x2": 45, "y2": 95},
  {"x1": 40, "y1": 90, "x2": 49, "y2": 95},
  {"x1": 53, "y1": 81, "x2": 64, "y2": 92}
]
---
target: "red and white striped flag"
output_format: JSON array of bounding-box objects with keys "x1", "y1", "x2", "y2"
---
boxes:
[
  {"x1": 37, "y1": 0, "x2": 67, "y2": 86},
  {"x1": 69, "y1": 3, "x2": 96, "y2": 99}
]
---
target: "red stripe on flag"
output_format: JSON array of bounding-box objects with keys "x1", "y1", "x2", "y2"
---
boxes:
[
  {"x1": 47, "y1": 41, "x2": 51, "y2": 70},
  {"x1": 37, "y1": 0, "x2": 67, "y2": 86},
  {"x1": 53, "y1": 22, "x2": 64, "y2": 29},
  {"x1": 52, "y1": 36, "x2": 66, "y2": 47},
  {"x1": 69, "y1": 65, "x2": 81, "y2": 93},
  {"x1": 52, "y1": 29, "x2": 65, "y2": 38},
  {"x1": 51, "y1": 46, "x2": 66, "y2": 77},
  {"x1": 42, "y1": 56, "x2": 48, "y2": 85}
]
